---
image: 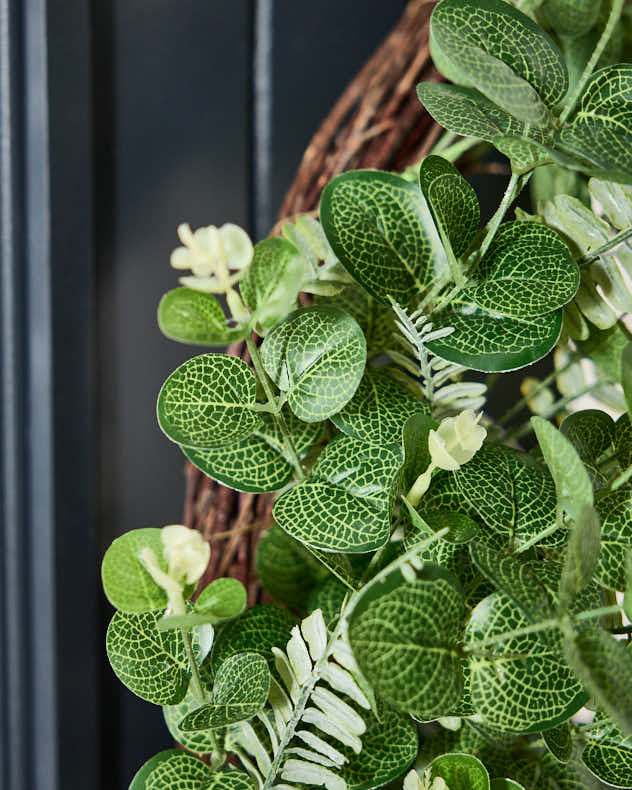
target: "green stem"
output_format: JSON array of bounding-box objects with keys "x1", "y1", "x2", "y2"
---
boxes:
[
  {"x1": 559, "y1": 0, "x2": 625, "y2": 124},
  {"x1": 477, "y1": 172, "x2": 522, "y2": 261},
  {"x1": 246, "y1": 335, "x2": 306, "y2": 482},
  {"x1": 612, "y1": 464, "x2": 632, "y2": 490},
  {"x1": 579, "y1": 225, "x2": 632, "y2": 265},
  {"x1": 180, "y1": 627, "x2": 223, "y2": 760},
  {"x1": 437, "y1": 137, "x2": 482, "y2": 163},
  {"x1": 429, "y1": 130, "x2": 458, "y2": 155}
]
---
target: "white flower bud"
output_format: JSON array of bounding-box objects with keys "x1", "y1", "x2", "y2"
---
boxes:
[{"x1": 161, "y1": 524, "x2": 210, "y2": 585}]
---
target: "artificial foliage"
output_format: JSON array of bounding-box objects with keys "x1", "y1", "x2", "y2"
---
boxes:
[{"x1": 103, "y1": 1, "x2": 632, "y2": 788}]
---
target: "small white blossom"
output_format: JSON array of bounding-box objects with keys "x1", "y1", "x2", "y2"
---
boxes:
[
  {"x1": 404, "y1": 769, "x2": 450, "y2": 790},
  {"x1": 170, "y1": 222, "x2": 252, "y2": 320},
  {"x1": 406, "y1": 409, "x2": 487, "y2": 507}
]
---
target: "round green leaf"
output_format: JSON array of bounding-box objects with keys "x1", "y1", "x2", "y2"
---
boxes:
[
  {"x1": 183, "y1": 410, "x2": 323, "y2": 493},
  {"x1": 420, "y1": 155, "x2": 480, "y2": 258},
  {"x1": 330, "y1": 368, "x2": 429, "y2": 446},
  {"x1": 316, "y1": 285, "x2": 394, "y2": 358},
  {"x1": 273, "y1": 435, "x2": 402, "y2": 553},
  {"x1": 427, "y1": 753, "x2": 490, "y2": 790},
  {"x1": 157, "y1": 287, "x2": 246, "y2": 346},
  {"x1": 157, "y1": 353, "x2": 261, "y2": 448},
  {"x1": 543, "y1": 722, "x2": 573, "y2": 763},
  {"x1": 426, "y1": 304, "x2": 562, "y2": 373},
  {"x1": 106, "y1": 609, "x2": 190, "y2": 705},
  {"x1": 128, "y1": 750, "x2": 185, "y2": 790},
  {"x1": 489, "y1": 781, "x2": 525, "y2": 790},
  {"x1": 468, "y1": 222, "x2": 579, "y2": 319},
  {"x1": 195, "y1": 577, "x2": 247, "y2": 621},
  {"x1": 319, "y1": 169, "x2": 448, "y2": 305},
  {"x1": 307, "y1": 576, "x2": 348, "y2": 629},
  {"x1": 582, "y1": 713, "x2": 632, "y2": 789},
  {"x1": 561, "y1": 409, "x2": 615, "y2": 490},
  {"x1": 180, "y1": 652, "x2": 270, "y2": 731},
  {"x1": 542, "y1": 0, "x2": 602, "y2": 38},
  {"x1": 466, "y1": 591, "x2": 588, "y2": 733},
  {"x1": 102, "y1": 528, "x2": 167, "y2": 613},
  {"x1": 596, "y1": 489, "x2": 632, "y2": 590},
  {"x1": 211, "y1": 604, "x2": 296, "y2": 675},
  {"x1": 349, "y1": 565, "x2": 465, "y2": 717},
  {"x1": 622, "y1": 342, "x2": 632, "y2": 417},
  {"x1": 260, "y1": 305, "x2": 366, "y2": 422},
  {"x1": 163, "y1": 681, "x2": 218, "y2": 753},
  {"x1": 256, "y1": 525, "x2": 325, "y2": 608}
]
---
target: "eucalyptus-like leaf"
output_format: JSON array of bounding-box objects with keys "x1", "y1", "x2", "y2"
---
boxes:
[
  {"x1": 542, "y1": 722, "x2": 573, "y2": 763},
  {"x1": 184, "y1": 410, "x2": 323, "y2": 493},
  {"x1": 319, "y1": 170, "x2": 448, "y2": 305},
  {"x1": 239, "y1": 237, "x2": 310, "y2": 332},
  {"x1": 163, "y1": 681, "x2": 218, "y2": 753},
  {"x1": 180, "y1": 652, "x2": 270, "y2": 731},
  {"x1": 316, "y1": 285, "x2": 394, "y2": 358},
  {"x1": 273, "y1": 435, "x2": 402, "y2": 553},
  {"x1": 426, "y1": 303, "x2": 562, "y2": 373},
  {"x1": 195, "y1": 577, "x2": 247, "y2": 621},
  {"x1": 430, "y1": 0, "x2": 567, "y2": 124},
  {"x1": 466, "y1": 591, "x2": 589, "y2": 733},
  {"x1": 102, "y1": 528, "x2": 167, "y2": 613},
  {"x1": 563, "y1": 628, "x2": 632, "y2": 736},
  {"x1": 106, "y1": 609, "x2": 191, "y2": 705},
  {"x1": 256, "y1": 525, "x2": 326, "y2": 608},
  {"x1": 468, "y1": 222, "x2": 579, "y2": 319},
  {"x1": 338, "y1": 707, "x2": 418, "y2": 790},
  {"x1": 157, "y1": 354, "x2": 261, "y2": 449},
  {"x1": 581, "y1": 712, "x2": 632, "y2": 788},
  {"x1": 419, "y1": 155, "x2": 480, "y2": 257},
  {"x1": 532, "y1": 416, "x2": 594, "y2": 519},
  {"x1": 130, "y1": 750, "x2": 253, "y2": 790},
  {"x1": 331, "y1": 368, "x2": 429, "y2": 447},
  {"x1": 561, "y1": 410, "x2": 616, "y2": 490},
  {"x1": 542, "y1": 0, "x2": 602, "y2": 38},
  {"x1": 260, "y1": 305, "x2": 366, "y2": 422},
  {"x1": 158, "y1": 288, "x2": 247, "y2": 345},
  {"x1": 348, "y1": 564, "x2": 465, "y2": 718},
  {"x1": 455, "y1": 446, "x2": 561, "y2": 549},
  {"x1": 558, "y1": 504, "x2": 601, "y2": 614},
  {"x1": 557, "y1": 65, "x2": 632, "y2": 185},
  {"x1": 211, "y1": 604, "x2": 296, "y2": 675},
  {"x1": 426, "y1": 752, "x2": 490, "y2": 790},
  {"x1": 595, "y1": 489, "x2": 632, "y2": 590}
]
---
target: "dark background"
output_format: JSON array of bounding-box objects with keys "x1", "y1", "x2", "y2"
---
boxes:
[{"x1": 0, "y1": 2, "x2": 522, "y2": 788}]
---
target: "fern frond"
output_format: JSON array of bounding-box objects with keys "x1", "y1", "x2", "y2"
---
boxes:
[
  {"x1": 387, "y1": 299, "x2": 486, "y2": 416},
  {"x1": 226, "y1": 609, "x2": 371, "y2": 790}
]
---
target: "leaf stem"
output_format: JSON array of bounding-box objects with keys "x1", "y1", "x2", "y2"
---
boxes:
[
  {"x1": 246, "y1": 335, "x2": 306, "y2": 482},
  {"x1": 579, "y1": 225, "x2": 632, "y2": 265},
  {"x1": 559, "y1": 0, "x2": 625, "y2": 124},
  {"x1": 476, "y1": 172, "x2": 521, "y2": 261}
]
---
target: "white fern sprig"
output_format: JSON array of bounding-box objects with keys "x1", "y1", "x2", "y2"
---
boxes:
[
  {"x1": 387, "y1": 299, "x2": 486, "y2": 416},
  {"x1": 226, "y1": 609, "x2": 371, "y2": 790}
]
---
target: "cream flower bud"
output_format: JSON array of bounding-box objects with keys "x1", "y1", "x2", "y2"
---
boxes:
[
  {"x1": 161, "y1": 524, "x2": 210, "y2": 585},
  {"x1": 403, "y1": 770, "x2": 449, "y2": 790}
]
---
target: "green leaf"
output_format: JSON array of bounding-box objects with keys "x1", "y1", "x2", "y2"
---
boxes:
[
  {"x1": 195, "y1": 577, "x2": 247, "y2": 621},
  {"x1": 542, "y1": 0, "x2": 602, "y2": 38},
  {"x1": 260, "y1": 305, "x2": 366, "y2": 422},
  {"x1": 426, "y1": 303, "x2": 562, "y2": 373},
  {"x1": 427, "y1": 753, "x2": 490, "y2": 790},
  {"x1": 543, "y1": 722, "x2": 573, "y2": 763},
  {"x1": 183, "y1": 410, "x2": 323, "y2": 493},
  {"x1": 595, "y1": 489, "x2": 632, "y2": 590},
  {"x1": 468, "y1": 222, "x2": 579, "y2": 319},
  {"x1": 489, "y1": 781, "x2": 526, "y2": 790},
  {"x1": 419, "y1": 155, "x2": 480, "y2": 257},
  {"x1": 417, "y1": 83, "x2": 525, "y2": 142},
  {"x1": 316, "y1": 285, "x2": 394, "y2": 358},
  {"x1": 558, "y1": 65, "x2": 632, "y2": 185},
  {"x1": 469, "y1": 543, "x2": 555, "y2": 622},
  {"x1": 158, "y1": 288, "x2": 247, "y2": 346},
  {"x1": 561, "y1": 409, "x2": 616, "y2": 490},
  {"x1": 625, "y1": 551, "x2": 632, "y2": 621},
  {"x1": 319, "y1": 170, "x2": 448, "y2": 305},
  {"x1": 307, "y1": 576, "x2": 348, "y2": 629},
  {"x1": 163, "y1": 681, "x2": 218, "y2": 753},
  {"x1": 616, "y1": 413, "x2": 632, "y2": 470},
  {"x1": 180, "y1": 652, "x2": 270, "y2": 731},
  {"x1": 131, "y1": 750, "x2": 253, "y2": 790},
  {"x1": 239, "y1": 237, "x2": 310, "y2": 332},
  {"x1": 455, "y1": 446, "x2": 562, "y2": 550},
  {"x1": 331, "y1": 368, "x2": 429, "y2": 447},
  {"x1": 305, "y1": 545, "x2": 361, "y2": 591},
  {"x1": 558, "y1": 504, "x2": 601, "y2": 614},
  {"x1": 211, "y1": 604, "x2": 296, "y2": 675},
  {"x1": 157, "y1": 354, "x2": 260, "y2": 449},
  {"x1": 102, "y1": 528, "x2": 167, "y2": 613},
  {"x1": 404, "y1": 500, "x2": 480, "y2": 546},
  {"x1": 466, "y1": 591, "x2": 589, "y2": 732},
  {"x1": 106, "y1": 609, "x2": 191, "y2": 705},
  {"x1": 430, "y1": 0, "x2": 567, "y2": 123},
  {"x1": 256, "y1": 525, "x2": 325, "y2": 608},
  {"x1": 582, "y1": 712, "x2": 632, "y2": 789},
  {"x1": 623, "y1": 342, "x2": 632, "y2": 417},
  {"x1": 348, "y1": 564, "x2": 465, "y2": 717},
  {"x1": 563, "y1": 628, "x2": 632, "y2": 736},
  {"x1": 532, "y1": 416, "x2": 594, "y2": 519},
  {"x1": 338, "y1": 707, "x2": 418, "y2": 790},
  {"x1": 401, "y1": 412, "x2": 437, "y2": 493},
  {"x1": 273, "y1": 435, "x2": 402, "y2": 552}
]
